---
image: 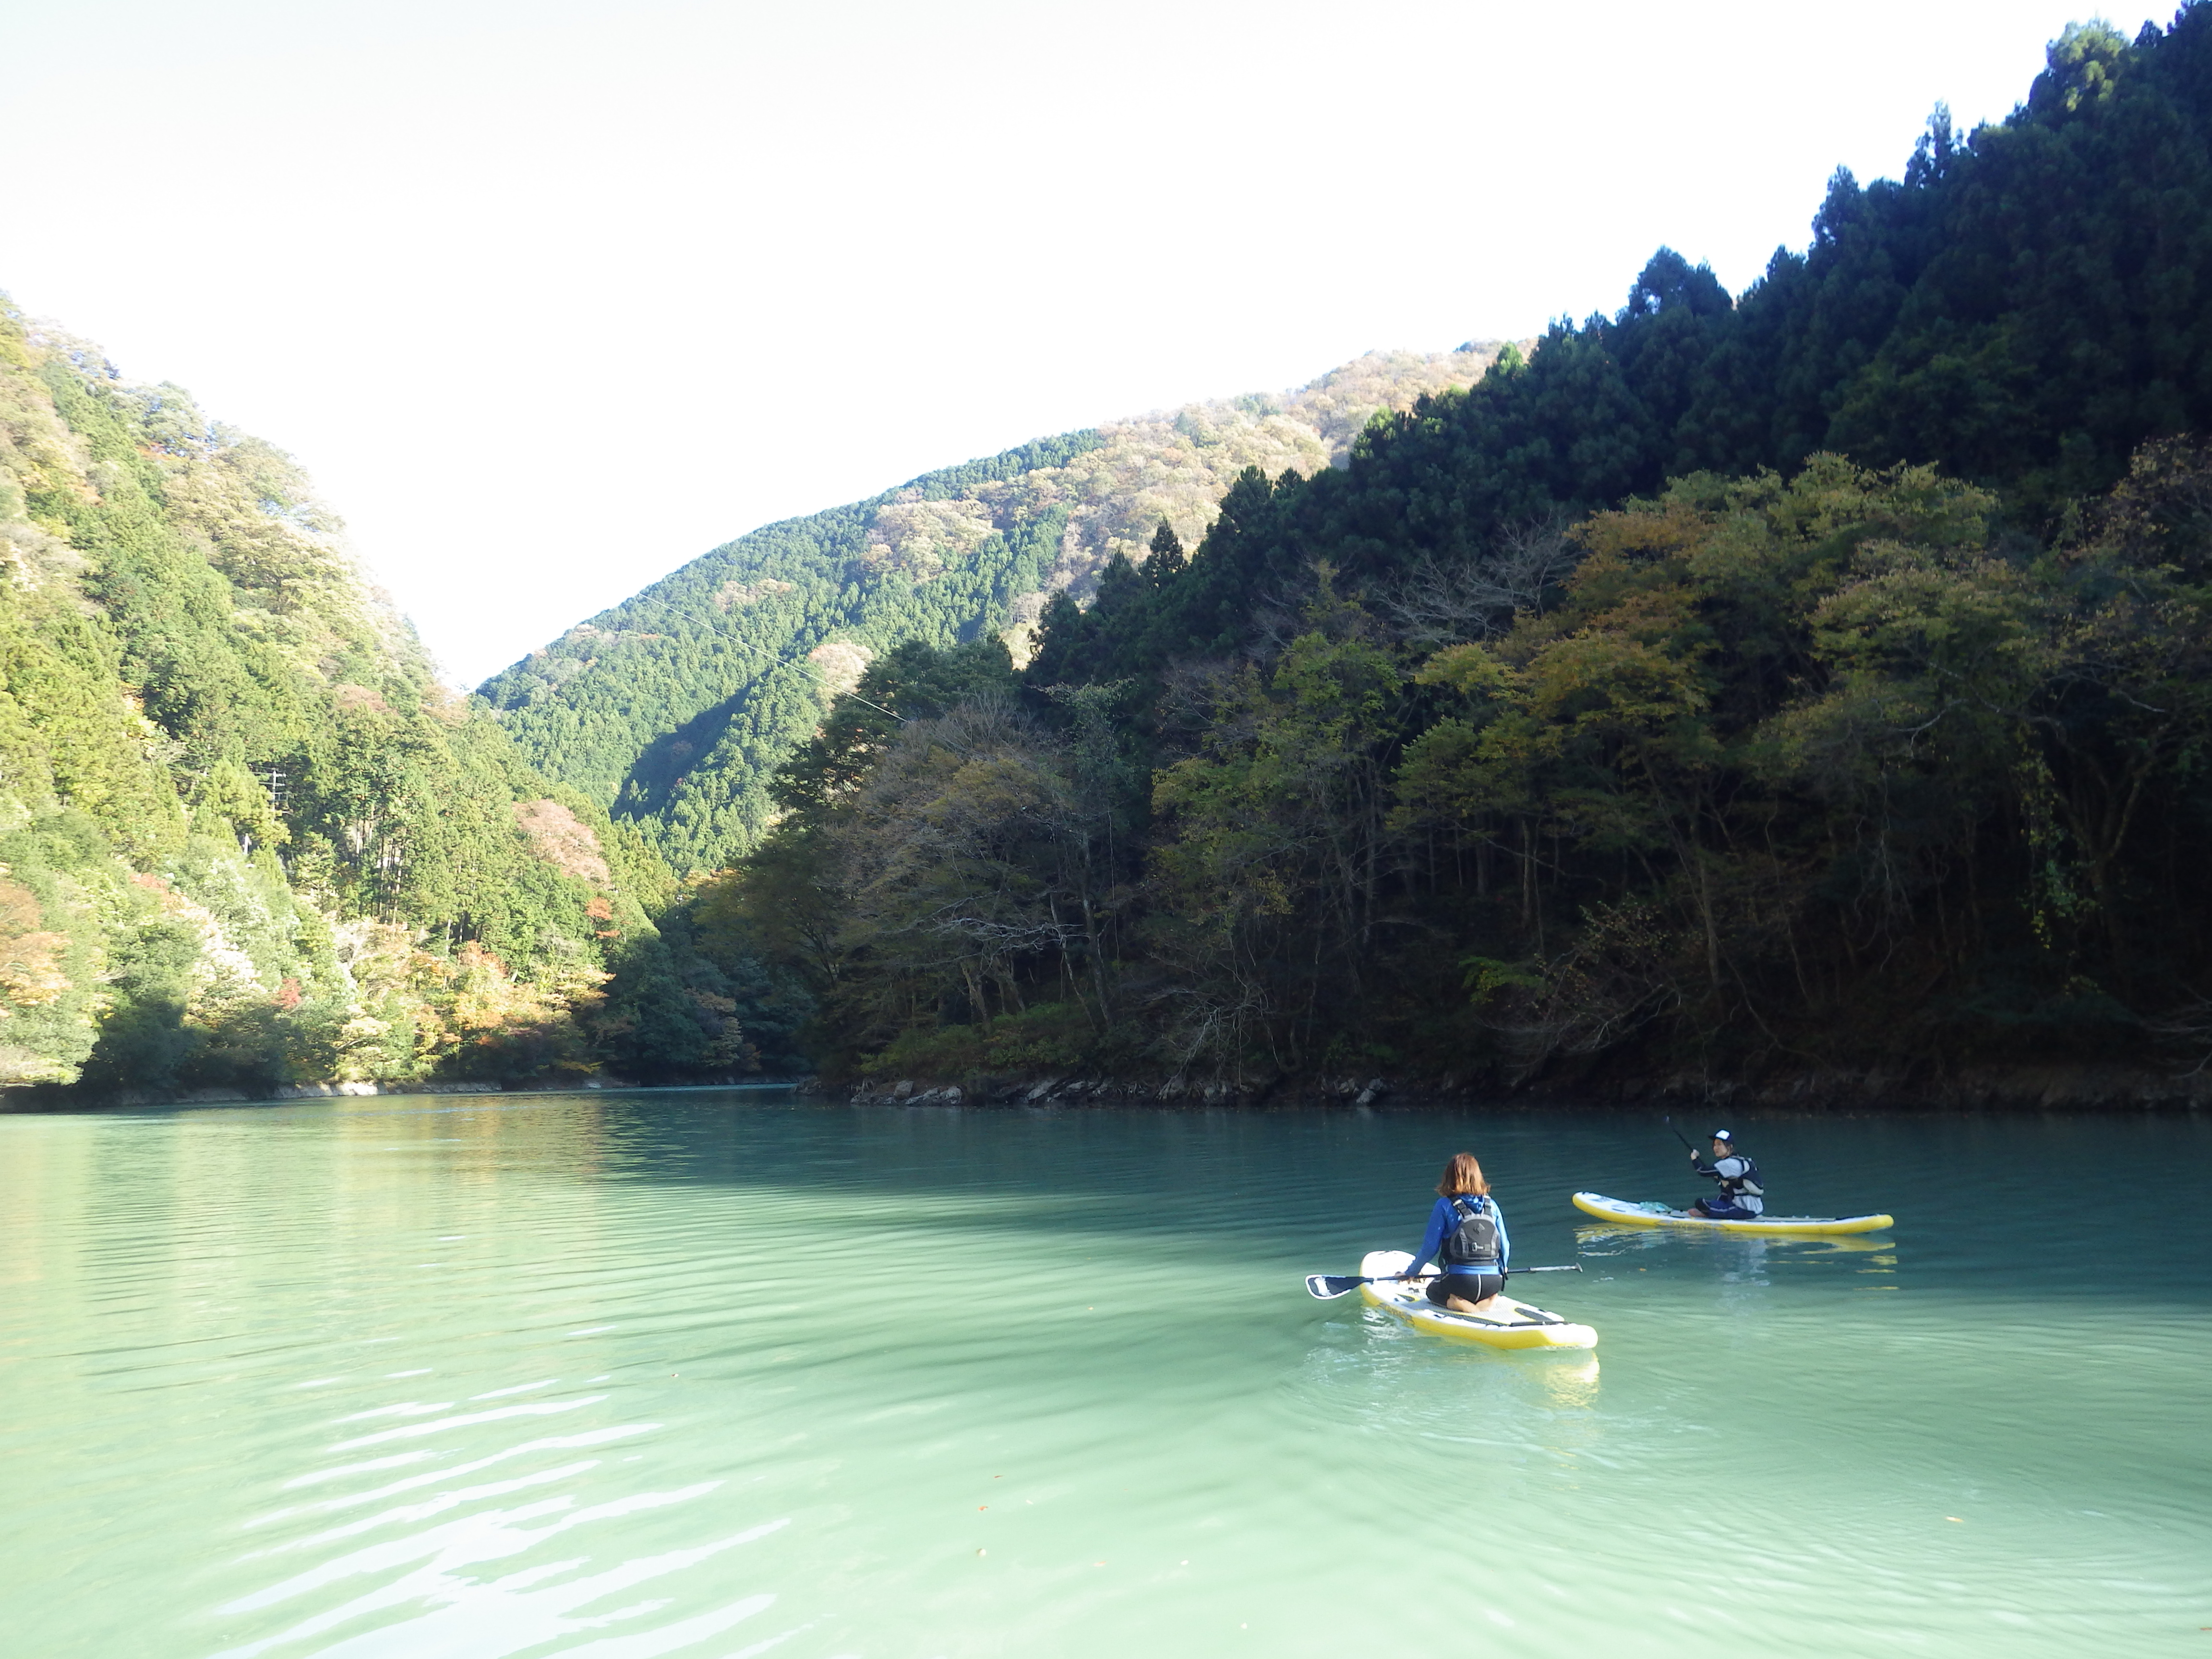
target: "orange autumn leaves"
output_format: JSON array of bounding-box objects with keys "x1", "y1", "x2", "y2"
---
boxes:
[{"x1": 0, "y1": 879, "x2": 69, "y2": 1009}]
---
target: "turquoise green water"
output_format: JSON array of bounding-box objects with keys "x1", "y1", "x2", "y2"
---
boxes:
[{"x1": 2, "y1": 1092, "x2": 2208, "y2": 1657}]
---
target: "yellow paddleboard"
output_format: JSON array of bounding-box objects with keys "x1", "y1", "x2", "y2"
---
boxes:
[
  {"x1": 1572, "y1": 1191, "x2": 1894, "y2": 1236},
  {"x1": 1356, "y1": 1250, "x2": 1597, "y2": 1349}
]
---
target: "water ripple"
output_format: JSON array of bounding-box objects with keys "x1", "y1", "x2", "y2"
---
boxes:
[{"x1": 2, "y1": 1093, "x2": 2209, "y2": 1656}]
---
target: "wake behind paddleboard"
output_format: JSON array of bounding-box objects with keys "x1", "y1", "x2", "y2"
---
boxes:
[
  {"x1": 1572, "y1": 1191, "x2": 1893, "y2": 1235},
  {"x1": 1355, "y1": 1250, "x2": 1597, "y2": 1349}
]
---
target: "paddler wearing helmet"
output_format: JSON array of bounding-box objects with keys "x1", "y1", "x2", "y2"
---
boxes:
[
  {"x1": 1687, "y1": 1129, "x2": 1765, "y2": 1219},
  {"x1": 1405, "y1": 1152, "x2": 1511, "y2": 1312}
]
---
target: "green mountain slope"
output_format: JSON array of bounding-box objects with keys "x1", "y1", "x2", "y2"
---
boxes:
[
  {"x1": 479, "y1": 347, "x2": 1503, "y2": 873},
  {"x1": 0, "y1": 301, "x2": 694, "y2": 1095}
]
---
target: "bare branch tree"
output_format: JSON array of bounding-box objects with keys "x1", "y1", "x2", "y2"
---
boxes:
[{"x1": 1375, "y1": 516, "x2": 1579, "y2": 646}]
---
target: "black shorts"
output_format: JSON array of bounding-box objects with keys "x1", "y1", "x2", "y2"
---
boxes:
[{"x1": 1426, "y1": 1270, "x2": 1505, "y2": 1306}]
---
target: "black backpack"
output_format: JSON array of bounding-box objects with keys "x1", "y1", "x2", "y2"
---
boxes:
[{"x1": 1442, "y1": 1194, "x2": 1501, "y2": 1268}]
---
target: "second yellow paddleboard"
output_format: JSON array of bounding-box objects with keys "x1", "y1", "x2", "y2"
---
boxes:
[{"x1": 1573, "y1": 1191, "x2": 1893, "y2": 1236}]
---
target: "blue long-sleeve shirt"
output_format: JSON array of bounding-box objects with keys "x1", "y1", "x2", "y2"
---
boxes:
[{"x1": 1409, "y1": 1194, "x2": 1510, "y2": 1274}]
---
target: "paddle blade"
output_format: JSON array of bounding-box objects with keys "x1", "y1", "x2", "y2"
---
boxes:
[{"x1": 1305, "y1": 1274, "x2": 1364, "y2": 1299}]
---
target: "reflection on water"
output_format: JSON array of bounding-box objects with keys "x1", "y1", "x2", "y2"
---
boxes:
[
  {"x1": 1537, "y1": 1355, "x2": 1602, "y2": 1412},
  {"x1": 1576, "y1": 1222, "x2": 1896, "y2": 1255},
  {"x1": 1, "y1": 1092, "x2": 2209, "y2": 1657}
]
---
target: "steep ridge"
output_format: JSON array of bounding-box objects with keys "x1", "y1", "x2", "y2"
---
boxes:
[
  {"x1": 479, "y1": 346, "x2": 1503, "y2": 873},
  {"x1": 1035, "y1": 15, "x2": 2212, "y2": 687},
  {"x1": 0, "y1": 302, "x2": 700, "y2": 1096}
]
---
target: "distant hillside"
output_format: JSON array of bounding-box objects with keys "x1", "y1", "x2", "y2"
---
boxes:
[{"x1": 478, "y1": 346, "x2": 1504, "y2": 873}]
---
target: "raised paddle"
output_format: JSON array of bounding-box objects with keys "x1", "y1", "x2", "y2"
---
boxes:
[
  {"x1": 1304, "y1": 1265, "x2": 1581, "y2": 1299},
  {"x1": 1663, "y1": 1115, "x2": 1701, "y2": 1155}
]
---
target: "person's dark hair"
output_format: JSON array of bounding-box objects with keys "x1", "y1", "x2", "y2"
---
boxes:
[{"x1": 1436, "y1": 1152, "x2": 1489, "y2": 1197}]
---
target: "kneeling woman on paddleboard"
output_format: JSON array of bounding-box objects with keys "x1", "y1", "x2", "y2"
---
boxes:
[{"x1": 1408, "y1": 1153, "x2": 1510, "y2": 1313}]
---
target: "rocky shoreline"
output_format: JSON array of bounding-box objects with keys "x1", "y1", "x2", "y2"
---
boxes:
[
  {"x1": 834, "y1": 1062, "x2": 2212, "y2": 1115},
  {"x1": 11, "y1": 1063, "x2": 2208, "y2": 1115}
]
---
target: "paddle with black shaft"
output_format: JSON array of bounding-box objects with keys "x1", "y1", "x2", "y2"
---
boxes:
[
  {"x1": 1665, "y1": 1115, "x2": 1720, "y2": 1217},
  {"x1": 1303, "y1": 1265, "x2": 1581, "y2": 1300}
]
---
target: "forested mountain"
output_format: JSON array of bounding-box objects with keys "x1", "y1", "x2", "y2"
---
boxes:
[
  {"x1": 17, "y1": 9, "x2": 2207, "y2": 1106},
  {"x1": 0, "y1": 301, "x2": 755, "y2": 1095},
  {"x1": 479, "y1": 347, "x2": 1503, "y2": 873},
  {"x1": 709, "y1": 11, "x2": 2212, "y2": 1100}
]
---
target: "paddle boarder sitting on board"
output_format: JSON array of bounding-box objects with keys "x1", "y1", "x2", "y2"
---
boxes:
[
  {"x1": 1407, "y1": 1153, "x2": 1510, "y2": 1313},
  {"x1": 1686, "y1": 1130, "x2": 1765, "y2": 1219}
]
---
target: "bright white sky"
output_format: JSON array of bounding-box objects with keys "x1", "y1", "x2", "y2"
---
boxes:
[{"x1": 2, "y1": 0, "x2": 2102, "y2": 687}]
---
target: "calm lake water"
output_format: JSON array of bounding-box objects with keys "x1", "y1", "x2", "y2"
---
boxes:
[{"x1": 3, "y1": 1090, "x2": 2208, "y2": 1657}]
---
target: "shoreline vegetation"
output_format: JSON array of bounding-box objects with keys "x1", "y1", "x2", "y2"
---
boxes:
[{"x1": 10, "y1": 15, "x2": 2212, "y2": 1113}]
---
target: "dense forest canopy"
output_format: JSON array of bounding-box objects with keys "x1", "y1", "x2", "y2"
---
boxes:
[
  {"x1": 479, "y1": 347, "x2": 1506, "y2": 874},
  {"x1": 695, "y1": 9, "x2": 2212, "y2": 1096},
  {"x1": 1032, "y1": 14, "x2": 2212, "y2": 685}
]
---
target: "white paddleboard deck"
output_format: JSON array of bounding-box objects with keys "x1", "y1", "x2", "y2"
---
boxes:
[{"x1": 1356, "y1": 1250, "x2": 1597, "y2": 1348}]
